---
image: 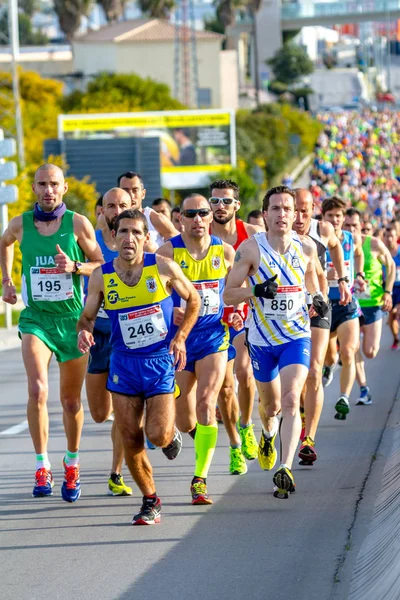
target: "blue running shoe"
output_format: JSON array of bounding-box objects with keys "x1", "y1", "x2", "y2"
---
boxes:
[
  {"x1": 32, "y1": 468, "x2": 54, "y2": 497},
  {"x1": 146, "y1": 438, "x2": 156, "y2": 450},
  {"x1": 357, "y1": 387, "x2": 372, "y2": 406},
  {"x1": 61, "y1": 460, "x2": 81, "y2": 503}
]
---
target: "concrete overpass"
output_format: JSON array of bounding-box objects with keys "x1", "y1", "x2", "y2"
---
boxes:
[{"x1": 282, "y1": 0, "x2": 400, "y2": 30}]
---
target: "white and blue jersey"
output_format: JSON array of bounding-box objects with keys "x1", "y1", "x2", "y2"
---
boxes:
[
  {"x1": 326, "y1": 230, "x2": 354, "y2": 301},
  {"x1": 247, "y1": 232, "x2": 310, "y2": 347}
]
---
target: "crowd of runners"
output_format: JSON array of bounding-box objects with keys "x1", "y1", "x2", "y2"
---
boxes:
[{"x1": 0, "y1": 111, "x2": 399, "y2": 525}]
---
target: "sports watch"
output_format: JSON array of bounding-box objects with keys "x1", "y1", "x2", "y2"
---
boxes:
[{"x1": 74, "y1": 261, "x2": 83, "y2": 275}]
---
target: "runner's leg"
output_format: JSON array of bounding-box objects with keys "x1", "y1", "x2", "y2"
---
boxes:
[
  {"x1": 217, "y1": 359, "x2": 241, "y2": 446},
  {"x1": 233, "y1": 333, "x2": 255, "y2": 426},
  {"x1": 337, "y1": 318, "x2": 359, "y2": 396},
  {"x1": 305, "y1": 327, "x2": 330, "y2": 440},
  {"x1": 59, "y1": 355, "x2": 87, "y2": 453}
]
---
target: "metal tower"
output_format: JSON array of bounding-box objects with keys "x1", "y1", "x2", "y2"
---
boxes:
[{"x1": 173, "y1": 0, "x2": 199, "y2": 108}]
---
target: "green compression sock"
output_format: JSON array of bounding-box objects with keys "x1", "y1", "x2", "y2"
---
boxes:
[{"x1": 194, "y1": 422, "x2": 218, "y2": 479}]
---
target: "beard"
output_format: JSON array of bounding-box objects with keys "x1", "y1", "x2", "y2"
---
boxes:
[
  {"x1": 106, "y1": 216, "x2": 116, "y2": 231},
  {"x1": 213, "y1": 212, "x2": 235, "y2": 225}
]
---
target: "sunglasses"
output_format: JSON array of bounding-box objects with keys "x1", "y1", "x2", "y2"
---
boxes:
[
  {"x1": 209, "y1": 197, "x2": 235, "y2": 206},
  {"x1": 362, "y1": 228, "x2": 372, "y2": 233},
  {"x1": 181, "y1": 209, "x2": 211, "y2": 219}
]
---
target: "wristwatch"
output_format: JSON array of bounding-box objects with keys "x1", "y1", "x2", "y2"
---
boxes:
[
  {"x1": 74, "y1": 261, "x2": 83, "y2": 275},
  {"x1": 338, "y1": 276, "x2": 349, "y2": 284},
  {"x1": 384, "y1": 290, "x2": 392, "y2": 295},
  {"x1": 356, "y1": 272, "x2": 365, "y2": 280}
]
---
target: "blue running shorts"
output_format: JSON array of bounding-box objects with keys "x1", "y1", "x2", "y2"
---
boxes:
[
  {"x1": 249, "y1": 338, "x2": 311, "y2": 383},
  {"x1": 184, "y1": 321, "x2": 229, "y2": 372},
  {"x1": 330, "y1": 298, "x2": 359, "y2": 333},
  {"x1": 360, "y1": 306, "x2": 385, "y2": 327},
  {"x1": 88, "y1": 325, "x2": 112, "y2": 374}
]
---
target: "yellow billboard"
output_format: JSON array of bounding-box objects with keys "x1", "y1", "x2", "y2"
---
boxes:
[{"x1": 58, "y1": 109, "x2": 236, "y2": 189}]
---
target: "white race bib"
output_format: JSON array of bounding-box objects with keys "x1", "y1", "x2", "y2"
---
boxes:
[
  {"x1": 396, "y1": 266, "x2": 400, "y2": 283},
  {"x1": 192, "y1": 281, "x2": 220, "y2": 316},
  {"x1": 263, "y1": 285, "x2": 304, "y2": 320},
  {"x1": 353, "y1": 280, "x2": 371, "y2": 300},
  {"x1": 327, "y1": 260, "x2": 350, "y2": 288},
  {"x1": 119, "y1": 305, "x2": 167, "y2": 349},
  {"x1": 97, "y1": 302, "x2": 109, "y2": 319},
  {"x1": 30, "y1": 267, "x2": 74, "y2": 302}
]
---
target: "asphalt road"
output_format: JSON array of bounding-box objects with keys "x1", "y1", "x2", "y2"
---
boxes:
[{"x1": 0, "y1": 328, "x2": 399, "y2": 600}]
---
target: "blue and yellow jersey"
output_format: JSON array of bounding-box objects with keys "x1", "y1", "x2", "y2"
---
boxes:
[
  {"x1": 247, "y1": 232, "x2": 310, "y2": 347},
  {"x1": 102, "y1": 253, "x2": 173, "y2": 355},
  {"x1": 326, "y1": 229, "x2": 354, "y2": 301},
  {"x1": 170, "y1": 234, "x2": 227, "y2": 332}
]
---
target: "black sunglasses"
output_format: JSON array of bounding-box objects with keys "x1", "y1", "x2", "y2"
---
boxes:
[
  {"x1": 181, "y1": 209, "x2": 211, "y2": 219},
  {"x1": 209, "y1": 197, "x2": 235, "y2": 206}
]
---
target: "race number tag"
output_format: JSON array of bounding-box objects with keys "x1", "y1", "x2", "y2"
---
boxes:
[
  {"x1": 353, "y1": 280, "x2": 371, "y2": 300},
  {"x1": 30, "y1": 267, "x2": 74, "y2": 302},
  {"x1": 263, "y1": 285, "x2": 304, "y2": 320},
  {"x1": 193, "y1": 281, "x2": 220, "y2": 316},
  {"x1": 396, "y1": 267, "x2": 400, "y2": 283},
  {"x1": 97, "y1": 302, "x2": 108, "y2": 319},
  {"x1": 327, "y1": 260, "x2": 350, "y2": 287},
  {"x1": 119, "y1": 305, "x2": 167, "y2": 349}
]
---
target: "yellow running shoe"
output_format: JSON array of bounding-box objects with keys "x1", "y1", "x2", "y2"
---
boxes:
[
  {"x1": 273, "y1": 465, "x2": 296, "y2": 499},
  {"x1": 258, "y1": 429, "x2": 277, "y2": 471},
  {"x1": 229, "y1": 447, "x2": 248, "y2": 475},
  {"x1": 238, "y1": 423, "x2": 258, "y2": 460},
  {"x1": 107, "y1": 473, "x2": 132, "y2": 496}
]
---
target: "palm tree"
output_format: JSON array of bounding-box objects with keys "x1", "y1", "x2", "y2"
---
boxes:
[
  {"x1": 53, "y1": 0, "x2": 92, "y2": 42},
  {"x1": 137, "y1": 0, "x2": 176, "y2": 19},
  {"x1": 97, "y1": 0, "x2": 127, "y2": 23}
]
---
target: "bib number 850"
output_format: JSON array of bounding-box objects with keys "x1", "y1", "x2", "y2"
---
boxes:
[{"x1": 270, "y1": 298, "x2": 294, "y2": 312}]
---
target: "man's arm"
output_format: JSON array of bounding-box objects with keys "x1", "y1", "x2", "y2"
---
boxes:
[
  {"x1": 223, "y1": 242, "x2": 236, "y2": 271},
  {"x1": 244, "y1": 222, "x2": 264, "y2": 236},
  {"x1": 224, "y1": 240, "x2": 257, "y2": 305},
  {"x1": 55, "y1": 214, "x2": 104, "y2": 277},
  {"x1": 321, "y1": 221, "x2": 351, "y2": 305},
  {"x1": 150, "y1": 210, "x2": 179, "y2": 241},
  {"x1": 76, "y1": 267, "x2": 104, "y2": 353},
  {"x1": 302, "y1": 238, "x2": 321, "y2": 296},
  {"x1": 156, "y1": 240, "x2": 174, "y2": 260},
  {"x1": 353, "y1": 232, "x2": 365, "y2": 285},
  {"x1": 375, "y1": 238, "x2": 395, "y2": 311},
  {"x1": 0, "y1": 216, "x2": 22, "y2": 305},
  {"x1": 157, "y1": 255, "x2": 200, "y2": 371}
]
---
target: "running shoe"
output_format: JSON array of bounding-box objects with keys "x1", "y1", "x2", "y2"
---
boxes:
[
  {"x1": 32, "y1": 468, "x2": 54, "y2": 497},
  {"x1": 356, "y1": 386, "x2": 372, "y2": 406},
  {"x1": 273, "y1": 465, "x2": 296, "y2": 499},
  {"x1": 238, "y1": 422, "x2": 258, "y2": 460},
  {"x1": 132, "y1": 496, "x2": 161, "y2": 525},
  {"x1": 107, "y1": 473, "x2": 132, "y2": 496},
  {"x1": 215, "y1": 405, "x2": 223, "y2": 424},
  {"x1": 190, "y1": 478, "x2": 213, "y2": 505},
  {"x1": 298, "y1": 436, "x2": 317, "y2": 466},
  {"x1": 61, "y1": 459, "x2": 81, "y2": 503},
  {"x1": 258, "y1": 429, "x2": 277, "y2": 471},
  {"x1": 162, "y1": 428, "x2": 183, "y2": 460},
  {"x1": 300, "y1": 407, "x2": 306, "y2": 441},
  {"x1": 322, "y1": 362, "x2": 337, "y2": 387},
  {"x1": 391, "y1": 341, "x2": 399, "y2": 351},
  {"x1": 334, "y1": 396, "x2": 350, "y2": 420},
  {"x1": 229, "y1": 447, "x2": 248, "y2": 475}
]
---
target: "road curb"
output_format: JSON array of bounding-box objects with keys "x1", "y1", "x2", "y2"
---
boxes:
[{"x1": 348, "y1": 390, "x2": 400, "y2": 600}]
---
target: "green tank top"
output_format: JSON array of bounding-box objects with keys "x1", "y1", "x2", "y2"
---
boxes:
[
  {"x1": 20, "y1": 210, "x2": 85, "y2": 314},
  {"x1": 357, "y1": 236, "x2": 383, "y2": 308}
]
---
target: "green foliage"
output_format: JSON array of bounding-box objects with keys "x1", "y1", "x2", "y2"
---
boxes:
[
  {"x1": 0, "y1": 10, "x2": 48, "y2": 45},
  {"x1": 204, "y1": 15, "x2": 225, "y2": 35},
  {"x1": 210, "y1": 166, "x2": 259, "y2": 215},
  {"x1": 137, "y1": 0, "x2": 176, "y2": 18},
  {"x1": 96, "y1": 0, "x2": 126, "y2": 22},
  {"x1": 236, "y1": 104, "x2": 321, "y2": 183},
  {"x1": 19, "y1": 0, "x2": 39, "y2": 17},
  {"x1": 53, "y1": 0, "x2": 92, "y2": 41},
  {"x1": 267, "y1": 43, "x2": 314, "y2": 86},
  {"x1": 268, "y1": 80, "x2": 288, "y2": 95},
  {"x1": 61, "y1": 72, "x2": 185, "y2": 113}
]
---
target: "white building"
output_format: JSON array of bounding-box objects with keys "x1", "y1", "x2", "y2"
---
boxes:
[{"x1": 72, "y1": 19, "x2": 238, "y2": 110}]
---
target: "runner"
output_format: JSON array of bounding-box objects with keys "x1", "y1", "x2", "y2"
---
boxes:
[
  {"x1": 209, "y1": 179, "x2": 263, "y2": 471},
  {"x1": 85, "y1": 187, "x2": 158, "y2": 496},
  {"x1": 321, "y1": 196, "x2": 366, "y2": 420},
  {"x1": 224, "y1": 186, "x2": 329, "y2": 498},
  {"x1": 171, "y1": 207, "x2": 182, "y2": 232},
  {"x1": 344, "y1": 208, "x2": 395, "y2": 404},
  {"x1": 117, "y1": 171, "x2": 177, "y2": 246},
  {"x1": 78, "y1": 209, "x2": 200, "y2": 524},
  {"x1": 384, "y1": 224, "x2": 400, "y2": 349},
  {"x1": 157, "y1": 194, "x2": 236, "y2": 504},
  {"x1": 152, "y1": 198, "x2": 172, "y2": 219},
  {"x1": 293, "y1": 188, "x2": 351, "y2": 465},
  {"x1": 0, "y1": 163, "x2": 103, "y2": 502},
  {"x1": 247, "y1": 209, "x2": 265, "y2": 228}
]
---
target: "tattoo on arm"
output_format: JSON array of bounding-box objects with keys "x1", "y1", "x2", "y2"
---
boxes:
[{"x1": 235, "y1": 250, "x2": 242, "y2": 263}]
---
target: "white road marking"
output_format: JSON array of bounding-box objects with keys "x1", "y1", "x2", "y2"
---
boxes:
[{"x1": 0, "y1": 420, "x2": 29, "y2": 436}]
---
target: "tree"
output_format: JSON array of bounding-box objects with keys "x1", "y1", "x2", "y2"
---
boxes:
[
  {"x1": 61, "y1": 72, "x2": 185, "y2": 113},
  {"x1": 267, "y1": 43, "x2": 314, "y2": 86},
  {"x1": 0, "y1": 11, "x2": 48, "y2": 45},
  {"x1": 97, "y1": 0, "x2": 126, "y2": 22},
  {"x1": 137, "y1": 0, "x2": 176, "y2": 19},
  {"x1": 19, "y1": 0, "x2": 39, "y2": 18},
  {"x1": 53, "y1": 0, "x2": 92, "y2": 41}
]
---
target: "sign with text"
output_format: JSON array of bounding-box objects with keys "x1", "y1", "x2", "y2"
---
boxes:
[{"x1": 58, "y1": 110, "x2": 236, "y2": 189}]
